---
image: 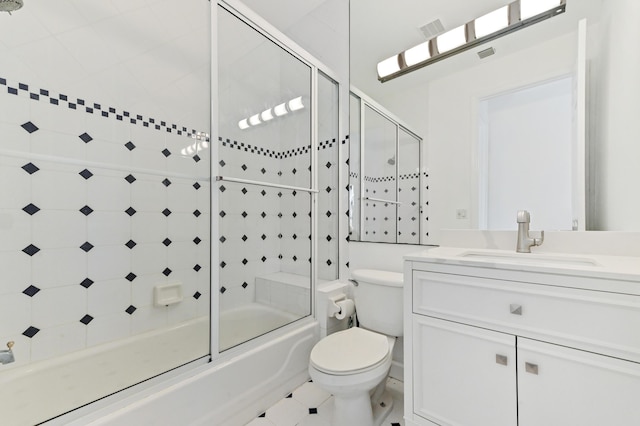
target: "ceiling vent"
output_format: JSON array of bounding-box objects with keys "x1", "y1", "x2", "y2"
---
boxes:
[
  {"x1": 418, "y1": 19, "x2": 445, "y2": 39},
  {"x1": 477, "y1": 47, "x2": 496, "y2": 59}
]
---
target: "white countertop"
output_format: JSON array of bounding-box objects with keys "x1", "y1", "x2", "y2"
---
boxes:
[{"x1": 405, "y1": 246, "x2": 640, "y2": 282}]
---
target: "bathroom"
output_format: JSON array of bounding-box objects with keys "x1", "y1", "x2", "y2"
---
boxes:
[{"x1": 0, "y1": 0, "x2": 639, "y2": 425}]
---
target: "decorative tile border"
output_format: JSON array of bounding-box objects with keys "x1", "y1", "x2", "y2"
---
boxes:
[
  {"x1": 1, "y1": 76, "x2": 208, "y2": 141},
  {"x1": 219, "y1": 137, "x2": 339, "y2": 159}
]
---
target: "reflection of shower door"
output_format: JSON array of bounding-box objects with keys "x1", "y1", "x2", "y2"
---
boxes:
[{"x1": 216, "y1": 5, "x2": 340, "y2": 351}]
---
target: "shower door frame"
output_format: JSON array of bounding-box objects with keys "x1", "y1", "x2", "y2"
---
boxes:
[{"x1": 212, "y1": 0, "x2": 346, "y2": 358}]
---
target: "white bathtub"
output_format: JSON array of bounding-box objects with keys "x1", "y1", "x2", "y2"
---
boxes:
[
  {"x1": 1, "y1": 316, "x2": 210, "y2": 426},
  {"x1": 219, "y1": 302, "x2": 301, "y2": 350},
  {"x1": 68, "y1": 318, "x2": 318, "y2": 426}
]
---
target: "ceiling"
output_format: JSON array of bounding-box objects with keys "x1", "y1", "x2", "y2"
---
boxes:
[{"x1": 351, "y1": 0, "x2": 603, "y2": 103}]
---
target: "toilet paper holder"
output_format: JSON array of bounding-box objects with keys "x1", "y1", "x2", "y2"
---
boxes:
[{"x1": 328, "y1": 294, "x2": 354, "y2": 318}]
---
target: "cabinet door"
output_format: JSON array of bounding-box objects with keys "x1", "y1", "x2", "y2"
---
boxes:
[
  {"x1": 413, "y1": 316, "x2": 517, "y2": 426},
  {"x1": 518, "y1": 338, "x2": 640, "y2": 426}
]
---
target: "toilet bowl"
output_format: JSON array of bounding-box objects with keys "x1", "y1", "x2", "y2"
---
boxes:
[
  {"x1": 309, "y1": 327, "x2": 395, "y2": 426},
  {"x1": 309, "y1": 269, "x2": 404, "y2": 426}
]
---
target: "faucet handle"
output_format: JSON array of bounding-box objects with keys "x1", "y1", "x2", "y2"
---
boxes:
[
  {"x1": 534, "y1": 230, "x2": 545, "y2": 246},
  {"x1": 6, "y1": 341, "x2": 14, "y2": 350},
  {"x1": 517, "y1": 210, "x2": 530, "y2": 223}
]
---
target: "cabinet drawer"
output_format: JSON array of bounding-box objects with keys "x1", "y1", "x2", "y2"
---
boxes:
[{"x1": 413, "y1": 270, "x2": 640, "y2": 363}]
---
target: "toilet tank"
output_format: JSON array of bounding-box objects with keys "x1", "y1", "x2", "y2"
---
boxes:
[{"x1": 351, "y1": 269, "x2": 404, "y2": 337}]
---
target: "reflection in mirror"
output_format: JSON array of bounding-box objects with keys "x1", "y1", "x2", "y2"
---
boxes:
[
  {"x1": 350, "y1": 91, "x2": 423, "y2": 244},
  {"x1": 352, "y1": 0, "x2": 640, "y2": 240}
]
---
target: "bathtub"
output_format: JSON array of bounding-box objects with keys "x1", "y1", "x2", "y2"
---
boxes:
[
  {"x1": 1, "y1": 316, "x2": 210, "y2": 426},
  {"x1": 66, "y1": 318, "x2": 318, "y2": 426},
  {"x1": 219, "y1": 302, "x2": 301, "y2": 350}
]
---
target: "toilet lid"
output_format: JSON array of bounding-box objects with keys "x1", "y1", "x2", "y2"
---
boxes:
[{"x1": 310, "y1": 328, "x2": 390, "y2": 375}]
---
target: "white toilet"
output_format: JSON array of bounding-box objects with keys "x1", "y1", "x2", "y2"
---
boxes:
[{"x1": 309, "y1": 269, "x2": 404, "y2": 426}]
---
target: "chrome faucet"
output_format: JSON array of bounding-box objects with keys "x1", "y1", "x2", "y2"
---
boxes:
[
  {"x1": 0, "y1": 341, "x2": 15, "y2": 365},
  {"x1": 516, "y1": 210, "x2": 544, "y2": 253}
]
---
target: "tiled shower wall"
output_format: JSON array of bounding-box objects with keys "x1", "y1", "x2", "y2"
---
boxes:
[
  {"x1": 0, "y1": 1, "x2": 211, "y2": 368},
  {"x1": 217, "y1": 137, "x2": 340, "y2": 311},
  {"x1": 0, "y1": 76, "x2": 211, "y2": 367}
]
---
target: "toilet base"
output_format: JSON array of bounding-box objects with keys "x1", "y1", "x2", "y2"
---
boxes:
[{"x1": 330, "y1": 389, "x2": 394, "y2": 426}]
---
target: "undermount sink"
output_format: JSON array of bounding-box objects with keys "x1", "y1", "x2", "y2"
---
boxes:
[{"x1": 460, "y1": 250, "x2": 600, "y2": 267}]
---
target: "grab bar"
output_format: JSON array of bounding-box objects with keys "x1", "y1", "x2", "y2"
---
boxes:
[
  {"x1": 363, "y1": 197, "x2": 402, "y2": 205},
  {"x1": 216, "y1": 176, "x2": 319, "y2": 193}
]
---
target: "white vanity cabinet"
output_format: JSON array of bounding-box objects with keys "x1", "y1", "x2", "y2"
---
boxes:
[{"x1": 404, "y1": 251, "x2": 640, "y2": 426}]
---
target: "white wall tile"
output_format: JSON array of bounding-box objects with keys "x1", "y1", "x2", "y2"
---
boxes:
[
  {"x1": 0, "y1": 251, "x2": 31, "y2": 296},
  {"x1": 87, "y1": 211, "x2": 130, "y2": 246},
  {"x1": 0, "y1": 209, "x2": 32, "y2": 251},
  {"x1": 86, "y1": 312, "x2": 131, "y2": 347},
  {"x1": 32, "y1": 210, "x2": 86, "y2": 249},
  {"x1": 130, "y1": 304, "x2": 168, "y2": 335},
  {"x1": 87, "y1": 245, "x2": 131, "y2": 282},
  {"x1": 87, "y1": 278, "x2": 130, "y2": 317},
  {"x1": 0, "y1": 293, "x2": 32, "y2": 336},
  {"x1": 87, "y1": 173, "x2": 131, "y2": 213},
  {"x1": 32, "y1": 169, "x2": 87, "y2": 211},
  {"x1": 131, "y1": 243, "x2": 167, "y2": 276},
  {"x1": 31, "y1": 248, "x2": 88, "y2": 289},
  {"x1": 32, "y1": 285, "x2": 86, "y2": 328},
  {"x1": 131, "y1": 212, "x2": 166, "y2": 244}
]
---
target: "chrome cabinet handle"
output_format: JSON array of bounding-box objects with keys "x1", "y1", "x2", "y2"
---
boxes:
[
  {"x1": 495, "y1": 354, "x2": 508, "y2": 366},
  {"x1": 510, "y1": 304, "x2": 523, "y2": 315},
  {"x1": 525, "y1": 362, "x2": 539, "y2": 375}
]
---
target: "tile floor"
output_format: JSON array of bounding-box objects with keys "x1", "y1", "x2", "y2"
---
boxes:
[{"x1": 246, "y1": 377, "x2": 405, "y2": 426}]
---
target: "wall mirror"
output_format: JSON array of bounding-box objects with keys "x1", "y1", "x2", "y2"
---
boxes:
[
  {"x1": 350, "y1": 0, "x2": 640, "y2": 244},
  {"x1": 349, "y1": 89, "x2": 424, "y2": 244}
]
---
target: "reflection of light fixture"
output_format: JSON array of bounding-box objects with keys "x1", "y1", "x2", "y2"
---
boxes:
[
  {"x1": 237, "y1": 96, "x2": 305, "y2": 130},
  {"x1": 377, "y1": 0, "x2": 566, "y2": 83},
  {"x1": 180, "y1": 131, "x2": 210, "y2": 156}
]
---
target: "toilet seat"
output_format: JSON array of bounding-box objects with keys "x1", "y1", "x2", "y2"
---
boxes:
[{"x1": 310, "y1": 327, "x2": 391, "y2": 376}]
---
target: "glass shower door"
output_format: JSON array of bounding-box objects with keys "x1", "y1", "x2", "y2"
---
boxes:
[{"x1": 217, "y1": 6, "x2": 313, "y2": 350}]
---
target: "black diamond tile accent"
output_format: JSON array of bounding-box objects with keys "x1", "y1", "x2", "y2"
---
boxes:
[
  {"x1": 326, "y1": 211, "x2": 332, "y2": 218},
  {"x1": 261, "y1": 190, "x2": 266, "y2": 196},
  {"x1": 125, "y1": 174, "x2": 136, "y2": 184},
  {"x1": 194, "y1": 264, "x2": 201, "y2": 272},
  {"x1": 241, "y1": 187, "x2": 248, "y2": 195},
  {"x1": 193, "y1": 291, "x2": 202, "y2": 299},
  {"x1": 242, "y1": 282, "x2": 248, "y2": 288},
  {"x1": 258, "y1": 413, "x2": 265, "y2": 418},
  {"x1": 22, "y1": 203, "x2": 40, "y2": 215},
  {"x1": 241, "y1": 235, "x2": 248, "y2": 241},
  {"x1": 125, "y1": 207, "x2": 137, "y2": 216},
  {"x1": 162, "y1": 208, "x2": 172, "y2": 217},
  {"x1": 163, "y1": 268, "x2": 172, "y2": 276},
  {"x1": 309, "y1": 408, "x2": 318, "y2": 414},
  {"x1": 125, "y1": 141, "x2": 136, "y2": 151},
  {"x1": 286, "y1": 393, "x2": 293, "y2": 398},
  {"x1": 80, "y1": 314, "x2": 94, "y2": 325},
  {"x1": 126, "y1": 273, "x2": 137, "y2": 282},
  {"x1": 261, "y1": 212, "x2": 267, "y2": 218},
  {"x1": 23, "y1": 285, "x2": 40, "y2": 297},
  {"x1": 261, "y1": 168, "x2": 266, "y2": 174},
  {"x1": 195, "y1": 237, "x2": 202, "y2": 244},
  {"x1": 241, "y1": 211, "x2": 247, "y2": 218},
  {"x1": 79, "y1": 132, "x2": 93, "y2": 143},
  {"x1": 80, "y1": 242, "x2": 94, "y2": 252},
  {"x1": 194, "y1": 182, "x2": 201, "y2": 190},
  {"x1": 193, "y1": 154, "x2": 201, "y2": 162},
  {"x1": 125, "y1": 240, "x2": 137, "y2": 249},
  {"x1": 327, "y1": 259, "x2": 333, "y2": 266},
  {"x1": 293, "y1": 234, "x2": 298, "y2": 240},
  {"x1": 261, "y1": 234, "x2": 267, "y2": 240},
  {"x1": 125, "y1": 305, "x2": 137, "y2": 315},
  {"x1": 325, "y1": 161, "x2": 332, "y2": 168},
  {"x1": 219, "y1": 185, "x2": 226, "y2": 192},
  {"x1": 23, "y1": 326, "x2": 40, "y2": 338},
  {"x1": 219, "y1": 211, "x2": 226, "y2": 218},
  {"x1": 80, "y1": 278, "x2": 94, "y2": 288},
  {"x1": 21, "y1": 121, "x2": 39, "y2": 133},
  {"x1": 391, "y1": 423, "x2": 401, "y2": 426},
  {"x1": 79, "y1": 169, "x2": 93, "y2": 179},
  {"x1": 326, "y1": 186, "x2": 332, "y2": 193},
  {"x1": 22, "y1": 162, "x2": 39, "y2": 174},
  {"x1": 219, "y1": 160, "x2": 226, "y2": 167},
  {"x1": 22, "y1": 244, "x2": 40, "y2": 256},
  {"x1": 293, "y1": 256, "x2": 298, "y2": 261},
  {"x1": 163, "y1": 238, "x2": 172, "y2": 246},
  {"x1": 80, "y1": 205, "x2": 93, "y2": 216},
  {"x1": 241, "y1": 164, "x2": 247, "y2": 171},
  {"x1": 326, "y1": 235, "x2": 332, "y2": 242},
  {"x1": 162, "y1": 178, "x2": 172, "y2": 187},
  {"x1": 241, "y1": 259, "x2": 248, "y2": 265},
  {"x1": 193, "y1": 210, "x2": 201, "y2": 217},
  {"x1": 261, "y1": 256, "x2": 267, "y2": 262},
  {"x1": 162, "y1": 148, "x2": 171, "y2": 157},
  {"x1": 219, "y1": 286, "x2": 227, "y2": 294}
]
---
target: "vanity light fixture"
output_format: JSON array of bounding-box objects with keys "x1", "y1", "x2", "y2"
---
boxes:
[
  {"x1": 377, "y1": 0, "x2": 566, "y2": 82},
  {"x1": 237, "y1": 96, "x2": 305, "y2": 130}
]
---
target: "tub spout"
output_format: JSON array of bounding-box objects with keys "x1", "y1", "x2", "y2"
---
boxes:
[
  {"x1": 516, "y1": 210, "x2": 544, "y2": 253},
  {"x1": 0, "y1": 341, "x2": 15, "y2": 365}
]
